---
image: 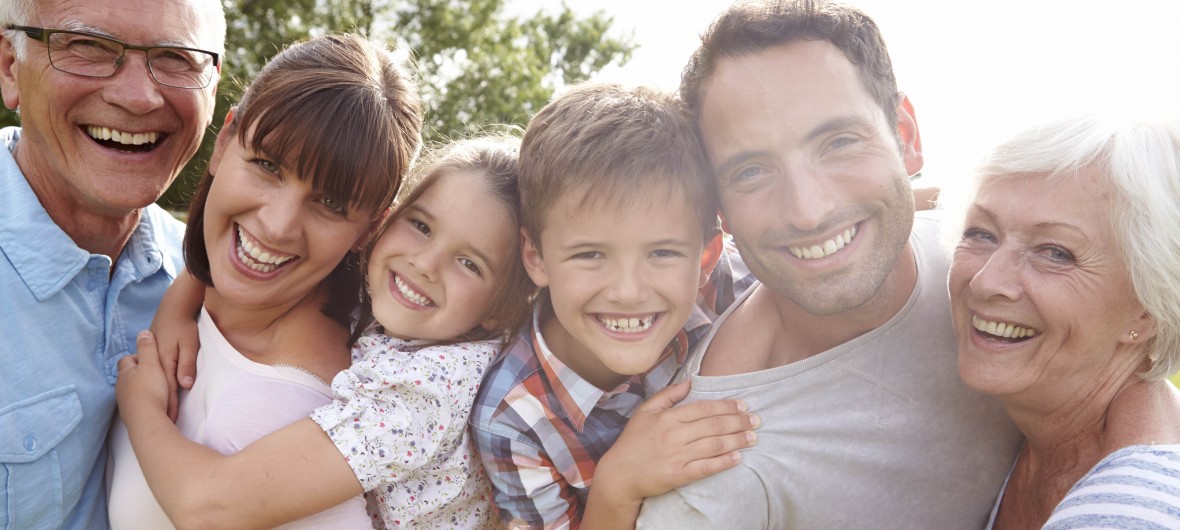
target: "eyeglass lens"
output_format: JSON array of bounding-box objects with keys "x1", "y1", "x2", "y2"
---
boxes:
[{"x1": 47, "y1": 31, "x2": 215, "y2": 88}]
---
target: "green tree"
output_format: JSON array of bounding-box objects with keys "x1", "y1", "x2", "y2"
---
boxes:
[{"x1": 0, "y1": 0, "x2": 634, "y2": 210}]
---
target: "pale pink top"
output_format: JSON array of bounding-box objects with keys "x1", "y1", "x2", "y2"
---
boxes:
[{"x1": 107, "y1": 307, "x2": 371, "y2": 529}]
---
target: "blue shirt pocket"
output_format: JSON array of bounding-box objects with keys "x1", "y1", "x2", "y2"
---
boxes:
[{"x1": 0, "y1": 386, "x2": 84, "y2": 529}]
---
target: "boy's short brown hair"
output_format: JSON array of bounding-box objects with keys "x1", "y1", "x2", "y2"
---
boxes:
[{"x1": 519, "y1": 82, "x2": 717, "y2": 249}]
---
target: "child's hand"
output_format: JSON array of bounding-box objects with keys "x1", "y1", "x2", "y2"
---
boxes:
[
  {"x1": 152, "y1": 270, "x2": 204, "y2": 421},
  {"x1": 116, "y1": 331, "x2": 172, "y2": 424},
  {"x1": 152, "y1": 313, "x2": 199, "y2": 422},
  {"x1": 593, "y1": 381, "x2": 759, "y2": 505}
]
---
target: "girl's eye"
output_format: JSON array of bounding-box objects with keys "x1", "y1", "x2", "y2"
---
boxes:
[
  {"x1": 651, "y1": 249, "x2": 684, "y2": 259},
  {"x1": 572, "y1": 250, "x2": 603, "y2": 260},
  {"x1": 460, "y1": 257, "x2": 482, "y2": 276},
  {"x1": 409, "y1": 218, "x2": 430, "y2": 236},
  {"x1": 319, "y1": 196, "x2": 346, "y2": 214}
]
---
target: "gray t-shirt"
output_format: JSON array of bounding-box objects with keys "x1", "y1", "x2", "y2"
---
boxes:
[{"x1": 637, "y1": 213, "x2": 1023, "y2": 529}]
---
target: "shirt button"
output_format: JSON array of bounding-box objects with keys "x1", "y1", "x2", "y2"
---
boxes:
[{"x1": 23, "y1": 434, "x2": 37, "y2": 453}]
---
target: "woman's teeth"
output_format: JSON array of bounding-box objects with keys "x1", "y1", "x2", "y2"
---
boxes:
[
  {"x1": 972, "y1": 315, "x2": 1037, "y2": 339},
  {"x1": 236, "y1": 226, "x2": 295, "y2": 272}
]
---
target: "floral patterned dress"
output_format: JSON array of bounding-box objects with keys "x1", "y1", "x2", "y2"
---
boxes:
[{"x1": 311, "y1": 328, "x2": 501, "y2": 529}]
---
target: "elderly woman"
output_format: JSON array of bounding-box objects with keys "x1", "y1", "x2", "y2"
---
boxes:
[{"x1": 949, "y1": 116, "x2": 1180, "y2": 528}]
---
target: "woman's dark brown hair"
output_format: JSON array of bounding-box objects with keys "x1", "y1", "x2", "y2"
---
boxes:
[{"x1": 184, "y1": 33, "x2": 423, "y2": 328}]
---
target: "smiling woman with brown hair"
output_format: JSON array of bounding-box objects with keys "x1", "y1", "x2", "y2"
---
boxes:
[
  {"x1": 949, "y1": 115, "x2": 1180, "y2": 529},
  {"x1": 105, "y1": 33, "x2": 422, "y2": 529}
]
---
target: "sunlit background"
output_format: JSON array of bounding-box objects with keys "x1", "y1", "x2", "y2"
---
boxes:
[{"x1": 515, "y1": 0, "x2": 1180, "y2": 188}]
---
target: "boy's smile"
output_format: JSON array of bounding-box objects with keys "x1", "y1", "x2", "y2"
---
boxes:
[{"x1": 524, "y1": 188, "x2": 706, "y2": 390}]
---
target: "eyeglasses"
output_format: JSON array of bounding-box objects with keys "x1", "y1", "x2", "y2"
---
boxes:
[{"x1": 5, "y1": 24, "x2": 219, "y2": 89}]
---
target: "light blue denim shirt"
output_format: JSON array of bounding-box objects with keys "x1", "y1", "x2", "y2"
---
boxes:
[{"x1": 0, "y1": 127, "x2": 185, "y2": 529}]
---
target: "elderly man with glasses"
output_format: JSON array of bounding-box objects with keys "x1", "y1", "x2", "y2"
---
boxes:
[{"x1": 0, "y1": 0, "x2": 225, "y2": 527}]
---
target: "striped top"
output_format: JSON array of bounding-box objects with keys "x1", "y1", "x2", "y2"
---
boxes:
[{"x1": 1044, "y1": 444, "x2": 1180, "y2": 529}]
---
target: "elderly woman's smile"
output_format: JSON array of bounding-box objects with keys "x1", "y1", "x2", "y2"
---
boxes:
[{"x1": 945, "y1": 116, "x2": 1180, "y2": 528}]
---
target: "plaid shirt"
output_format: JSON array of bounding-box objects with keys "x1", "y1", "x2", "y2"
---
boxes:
[{"x1": 469, "y1": 247, "x2": 752, "y2": 529}]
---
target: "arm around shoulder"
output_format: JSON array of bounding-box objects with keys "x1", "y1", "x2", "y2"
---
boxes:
[{"x1": 116, "y1": 332, "x2": 363, "y2": 529}]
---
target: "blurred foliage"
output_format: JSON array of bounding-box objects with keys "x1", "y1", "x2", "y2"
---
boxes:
[{"x1": 0, "y1": 0, "x2": 634, "y2": 210}]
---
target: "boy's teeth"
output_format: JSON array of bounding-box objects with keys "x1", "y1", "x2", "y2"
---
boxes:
[
  {"x1": 789, "y1": 225, "x2": 858, "y2": 260},
  {"x1": 394, "y1": 274, "x2": 434, "y2": 307},
  {"x1": 86, "y1": 125, "x2": 160, "y2": 146},
  {"x1": 235, "y1": 226, "x2": 295, "y2": 273},
  {"x1": 972, "y1": 315, "x2": 1037, "y2": 339},
  {"x1": 600, "y1": 315, "x2": 655, "y2": 333}
]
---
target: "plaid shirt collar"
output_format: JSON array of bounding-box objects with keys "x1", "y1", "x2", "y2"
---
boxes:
[{"x1": 529, "y1": 303, "x2": 707, "y2": 432}]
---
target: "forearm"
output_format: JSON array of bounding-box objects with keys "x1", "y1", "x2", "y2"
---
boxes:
[
  {"x1": 122, "y1": 411, "x2": 361, "y2": 529},
  {"x1": 582, "y1": 483, "x2": 641, "y2": 530},
  {"x1": 121, "y1": 405, "x2": 246, "y2": 529}
]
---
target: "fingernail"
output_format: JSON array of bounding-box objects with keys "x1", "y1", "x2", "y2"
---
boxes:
[
  {"x1": 137, "y1": 331, "x2": 152, "y2": 341},
  {"x1": 736, "y1": 400, "x2": 749, "y2": 412},
  {"x1": 748, "y1": 413, "x2": 761, "y2": 429},
  {"x1": 746, "y1": 431, "x2": 758, "y2": 445},
  {"x1": 731, "y1": 451, "x2": 743, "y2": 463},
  {"x1": 180, "y1": 376, "x2": 194, "y2": 387}
]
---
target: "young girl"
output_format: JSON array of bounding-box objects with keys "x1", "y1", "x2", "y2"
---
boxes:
[{"x1": 113, "y1": 58, "x2": 532, "y2": 530}]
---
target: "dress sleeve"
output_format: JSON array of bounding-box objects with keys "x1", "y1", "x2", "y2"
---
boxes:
[
  {"x1": 310, "y1": 335, "x2": 495, "y2": 492},
  {"x1": 470, "y1": 421, "x2": 580, "y2": 529}
]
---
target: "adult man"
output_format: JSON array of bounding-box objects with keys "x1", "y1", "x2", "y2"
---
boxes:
[
  {"x1": 638, "y1": 1, "x2": 1022, "y2": 528},
  {"x1": 0, "y1": 0, "x2": 224, "y2": 526}
]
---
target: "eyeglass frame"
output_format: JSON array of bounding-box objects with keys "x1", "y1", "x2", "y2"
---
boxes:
[{"x1": 4, "y1": 24, "x2": 221, "y2": 89}]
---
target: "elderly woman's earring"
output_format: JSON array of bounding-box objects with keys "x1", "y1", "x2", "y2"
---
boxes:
[{"x1": 1130, "y1": 330, "x2": 1140, "y2": 341}]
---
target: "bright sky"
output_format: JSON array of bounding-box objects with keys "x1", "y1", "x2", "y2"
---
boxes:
[{"x1": 511, "y1": 0, "x2": 1180, "y2": 187}]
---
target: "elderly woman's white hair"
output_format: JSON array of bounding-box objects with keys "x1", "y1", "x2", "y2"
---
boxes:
[{"x1": 948, "y1": 115, "x2": 1180, "y2": 380}]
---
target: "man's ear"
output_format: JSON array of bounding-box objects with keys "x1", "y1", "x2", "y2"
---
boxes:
[
  {"x1": 700, "y1": 228, "x2": 724, "y2": 287},
  {"x1": 896, "y1": 94, "x2": 924, "y2": 177},
  {"x1": 521, "y1": 229, "x2": 549, "y2": 288},
  {"x1": 0, "y1": 36, "x2": 21, "y2": 111}
]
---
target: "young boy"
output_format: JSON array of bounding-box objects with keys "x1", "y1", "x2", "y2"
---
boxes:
[{"x1": 469, "y1": 83, "x2": 757, "y2": 529}]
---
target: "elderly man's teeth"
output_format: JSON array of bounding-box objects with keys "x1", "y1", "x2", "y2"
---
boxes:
[
  {"x1": 972, "y1": 315, "x2": 1037, "y2": 339},
  {"x1": 236, "y1": 226, "x2": 295, "y2": 273},
  {"x1": 789, "y1": 226, "x2": 858, "y2": 260},
  {"x1": 394, "y1": 274, "x2": 434, "y2": 307},
  {"x1": 600, "y1": 315, "x2": 655, "y2": 333},
  {"x1": 86, "y1": 126, "x2": 160, "y2": 146}
]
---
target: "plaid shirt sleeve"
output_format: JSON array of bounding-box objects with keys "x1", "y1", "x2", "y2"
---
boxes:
[
  {"x1": 700, "y1": 238, "x2": 755, "y2": 318},
  {"x1": 471, "y1": 420, "x2": 581, "y2": 529}
]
